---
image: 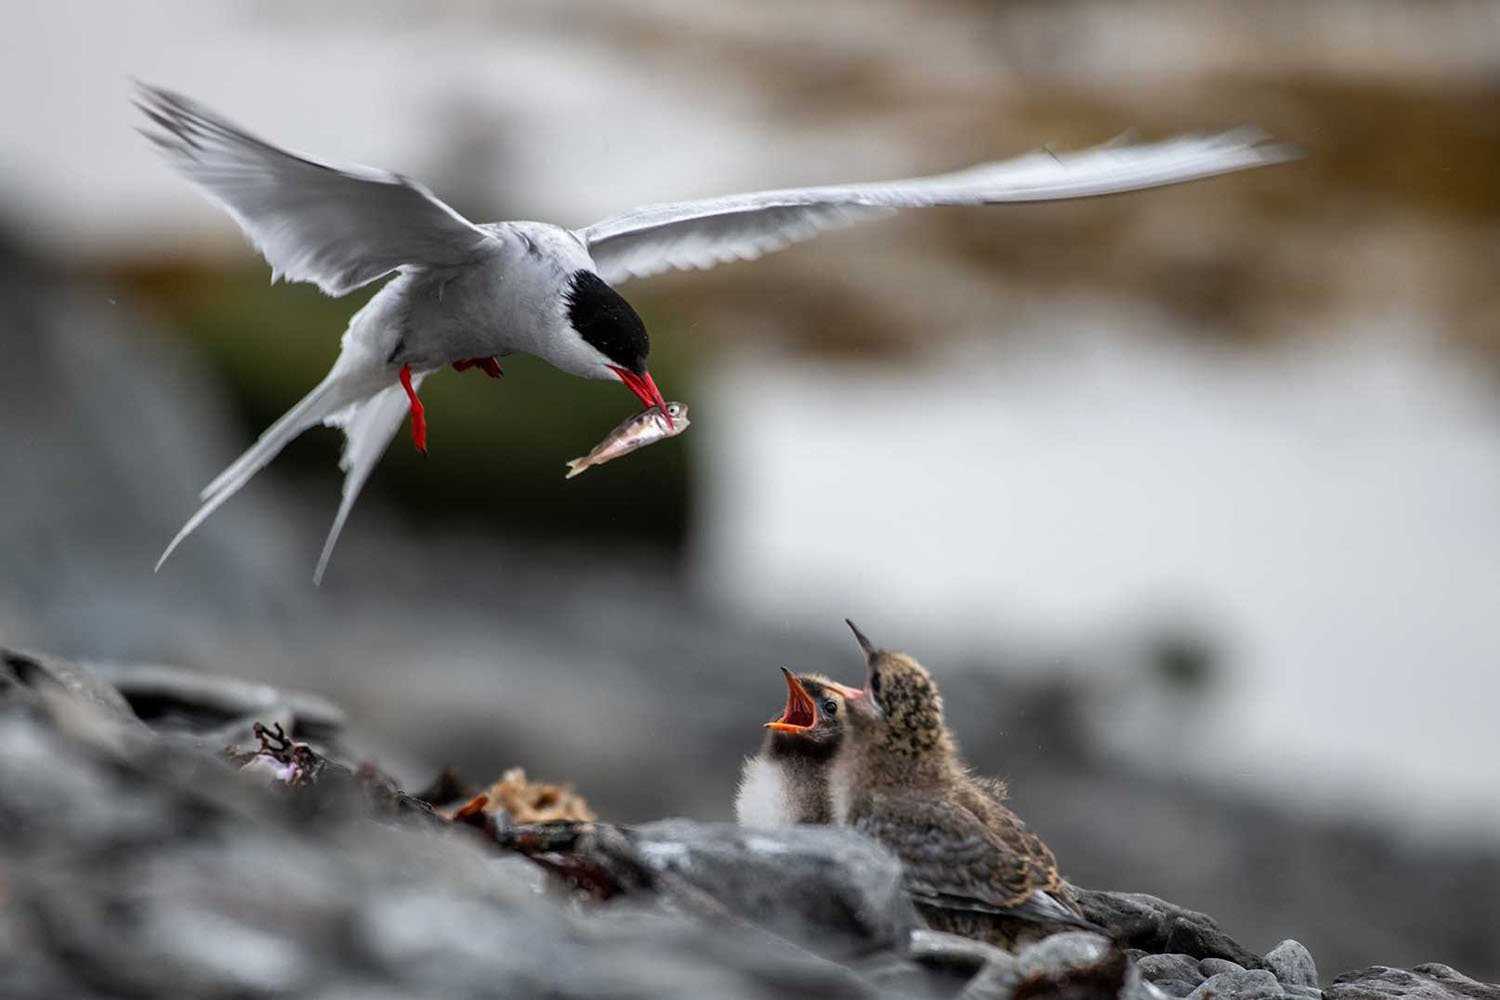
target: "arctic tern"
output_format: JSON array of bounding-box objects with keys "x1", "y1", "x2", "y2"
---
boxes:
[{"x1": 136, "y1": 84, "x2": 1293, "y2": 582}]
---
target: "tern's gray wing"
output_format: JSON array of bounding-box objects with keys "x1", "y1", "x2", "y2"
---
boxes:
[
  {"x1": 852, "y1": 792, "x2": 1097, "y2": 930},
  {"x1": 578, "y1": 130, "x2": 1296, "y2": 285},
  {"x1": 136, "y1": 84, "x2": 497, "y2": 297}
]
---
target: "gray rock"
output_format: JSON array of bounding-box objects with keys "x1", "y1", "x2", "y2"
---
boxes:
[
  {"x1": 92, "y1": 661, "x2": 346, "y2": 747},
  {"x1": 0, "y1": 647, "x2": 142, "y2": 727},
  {"x1": 904, "y1": 930, "x2": 1019, "y2": 999},
  {"x1": 1138, "y1": 954, "x2": 1209, "y2": 988},
  {"x1": 1015, "y1": 931, "x2": 1118, "y2": 977},
  {"x1": 1285, "y1": 987, "x2": 1323, "y2": 1000},
  {"x1": 607, "y1": 820, "x2": 919, "y2": 961},
  {"x1": 909, "y1": 928, "x2": 1016, "y2": 977},
  {"x1": 0, "y1": 698, "x2": 903, "y2": 1000},
  {"x1": 1328, "y1": 965, "x2": 1500, "y2": 1000},
  {"x1": 1202, "y1": 960, "x2": 1250, "y2": 978},
  {"x1": 1076, "y1": 889, "x2": 1266, "y2": 969},
  {"x1": 963, "y1": 959, "x2": 1025, "y2": 1000},
  {"x1": 876, "y1": 929, "x2": 1020, "y2": 995},
  {"x1": 8, "y1": 638, "x2": 1497, "y2": 1000},
  {"x1": 1188, "y1": 969, "x2": 1285, "y2": 1000},
  {"x1": 1141, "y1": 985, "x2": 1188, "y2": 1000},
  {"x1": 1266, "y1": 941, "x2": 1319, "y2": 988},
  {"x1": 1131, "y1": 970, "x2": 1180, "y2": 1000},
  {"x1": 1009, "y1": 932, "x2": 1134, "y2": 1000}
]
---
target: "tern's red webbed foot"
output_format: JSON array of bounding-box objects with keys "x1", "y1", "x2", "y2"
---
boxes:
[
  {"x1": 453, "y1": 356, "x2": 503, "y2": 378},
  {"x1": 398, "y1": 363, "x2": 427, "y2": 455}
]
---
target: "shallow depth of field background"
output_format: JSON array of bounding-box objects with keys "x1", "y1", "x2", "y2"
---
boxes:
[{"x1": 4, "y1": 0, "x2": 1499, "y2": 979}]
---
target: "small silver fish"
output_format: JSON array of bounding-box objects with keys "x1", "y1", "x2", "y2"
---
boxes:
[{"x1": 565, "y1": 402, "x2": 690, "y2": 479}]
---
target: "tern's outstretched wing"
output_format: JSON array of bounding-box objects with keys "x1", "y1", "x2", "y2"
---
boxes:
[
  {"x1": 136, "y1": 84, "x2": 497, "y2": 296},
  {"x1": 578, "y1": 130, "x2": 1297, "y2": 285}
]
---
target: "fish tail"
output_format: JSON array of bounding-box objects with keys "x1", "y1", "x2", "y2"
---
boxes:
[{"x1": 564, "y1": 457, "x2": 590, "y2": 479}]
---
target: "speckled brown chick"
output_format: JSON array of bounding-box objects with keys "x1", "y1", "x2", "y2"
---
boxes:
[
  {"x1": 830, "y1": 619, "x2": 1096, "y2": 949},
  {"x1": 735, "y1": 669, "x2": 861, "y2": 827}
]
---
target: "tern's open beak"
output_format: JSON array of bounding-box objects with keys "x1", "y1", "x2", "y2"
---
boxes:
[
  {"x1": 765, "y1": 667, "x2": 818, "y2": 733},
  {"x1": 608, "y1": 366, "x2": 673, "y2": 428}
]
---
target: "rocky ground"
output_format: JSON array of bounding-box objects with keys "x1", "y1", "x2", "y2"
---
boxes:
[{"x1": 4, "y1": 645, "x2": 1495, "y2": 1000}]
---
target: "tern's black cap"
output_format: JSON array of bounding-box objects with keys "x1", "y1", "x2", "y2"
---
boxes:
[{"x1": 566, "y1": 270, "x2": 649, "y2": 373}]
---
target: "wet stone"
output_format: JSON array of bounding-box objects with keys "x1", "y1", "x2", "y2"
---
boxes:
[
  {"x1": 1265, "y1": 941, "x2": 1319, "y2": 989},
  {"x1": 1075, "y1": 890, "x2": 1265, "y2": 970},
  {"x1": 1202, "y1": 959, "x2": 1250, "y2": 978},
  {"x1": 0, "y1": 647, "x2": 142, "y2": 726},
  {"x1": 1138, "y1": 954, "x2": 1209, "y2": 987},
  {"x1": 1012, "y1": 932, "x2": 1134, "y2": 1000},
  {"x1": 1328, "y1": 965, "x2": 1500, "y2": 1000},
  {"x1": 1188, "y1": 969, "x2": 1286, "y2": 1000},
  {"x1": 622, "y1": 820, "x2": 918, "y2": 961}
]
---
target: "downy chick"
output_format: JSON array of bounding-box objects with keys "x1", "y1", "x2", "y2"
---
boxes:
[
  {"x1": 735, "y1": 668, "x2": 862, "y2": 827},
  {"x1": 831, "y1": 620, "x2": 1096, "y2": 948}
]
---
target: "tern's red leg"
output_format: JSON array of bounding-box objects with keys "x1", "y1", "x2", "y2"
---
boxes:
[
  {"x1": 398, "y1": 364, "x2": 427, "y2": 455},
  {"x1": 452, "y1": 356, "x2": 503, "y2": 378}
]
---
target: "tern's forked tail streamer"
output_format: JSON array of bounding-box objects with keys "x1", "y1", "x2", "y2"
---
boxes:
[
  {"x1": 155, "y1": 377, "x2": 344, "y2": 574},
  {"x1": 313, "y1": 379, "x2": 423, "y2": 585},
  {"x1": 154, "y1": 366, "x2": 412, "y2": 584}
]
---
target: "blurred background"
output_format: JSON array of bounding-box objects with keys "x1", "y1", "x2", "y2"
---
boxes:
[{"x1": 3, "y1": 0, "x2": 1499, "y2": 980}]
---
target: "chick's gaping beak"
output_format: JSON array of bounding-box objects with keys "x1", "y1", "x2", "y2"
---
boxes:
[
  {"x1": 608, "y1": 365, "x2": 673, "y2": 429},
  {"x1": 765, "y1": 667, "x2": 818, "y2": 733}
]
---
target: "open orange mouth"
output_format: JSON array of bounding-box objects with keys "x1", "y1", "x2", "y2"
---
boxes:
[{"x1": 765, "y1": 668, "x2": 818, "y2": 733}]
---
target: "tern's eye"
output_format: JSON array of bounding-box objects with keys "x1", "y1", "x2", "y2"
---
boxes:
[{"x1": 821, "y1": 699, "x2": 839, "y2": 716}]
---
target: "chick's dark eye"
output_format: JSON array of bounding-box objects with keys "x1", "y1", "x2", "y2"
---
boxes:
[
  {"x1": 870, "y1": 674, "x2": 882, "y2": 695},
  {"x1": 822, "y1": 699, "x2": 838, "y2": 716}
]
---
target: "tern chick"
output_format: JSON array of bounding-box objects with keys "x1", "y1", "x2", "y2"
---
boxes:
[
  {"x1": 136, "y1": 82, "x2": 1294, "y2": 581},
  {"x1": 831, "y1": 620, "x2": 1097, "y2": 948},
  {"x1": 735, "y1": 669, "x2": 862, "y2": 827}
]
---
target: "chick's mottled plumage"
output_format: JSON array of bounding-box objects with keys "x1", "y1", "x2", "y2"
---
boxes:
[{"x1": 832, "y1": 620, "x2": 1092, "y2": 948}]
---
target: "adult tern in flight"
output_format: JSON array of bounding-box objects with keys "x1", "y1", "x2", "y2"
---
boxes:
[{"x1": 136, "y1": 83, "x2": 1294, "y2": 582}]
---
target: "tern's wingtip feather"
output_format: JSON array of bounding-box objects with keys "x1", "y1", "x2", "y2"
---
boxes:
[
  {"x1": 1258, "y1": 140, "x2": 1307, "y2": 164},
  {"x1": 153, "y1": 539, "x2": 180, "y2": 574}
]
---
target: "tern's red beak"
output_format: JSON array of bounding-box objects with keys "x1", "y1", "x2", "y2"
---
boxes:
[
  {"x1": 608, "y1": 365, "x2": 672, "y2": 428},
  {"x1": 765, "y1": 668, "x2": 818, "y2": 734}
]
